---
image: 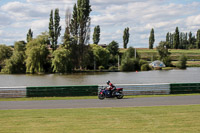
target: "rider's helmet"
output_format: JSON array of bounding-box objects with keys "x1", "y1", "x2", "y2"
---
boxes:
[{"x1": 106, "y1": 80, "x2": 110, "y2": 85}]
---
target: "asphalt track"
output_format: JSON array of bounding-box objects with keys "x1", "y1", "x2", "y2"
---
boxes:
[{"x1": 0, "y1": 95, "x2": 200, "y2": 110}]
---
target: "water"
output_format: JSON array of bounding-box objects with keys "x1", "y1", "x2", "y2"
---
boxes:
[{"x1": 0, "y1": 67, "x2": 200, "y2": 87}]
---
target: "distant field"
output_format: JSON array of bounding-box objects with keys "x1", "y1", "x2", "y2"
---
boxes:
[
  {"x1": 120, "y1": 48, "x2": 200, "y2": 62},
  {"x1": 0, "y1": 105, "x2": 200, "y2": 133}
]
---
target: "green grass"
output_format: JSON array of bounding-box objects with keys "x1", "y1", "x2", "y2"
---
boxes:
[
  {"x1": 172, "y1": 61, "x2": 200, "y2": 67},
  {"x1": 120, "y1": 48, "x2": 200, "y2": 61},
  {"x1": 0, "y1": 94, "x2": 200, "y2": 101},
  {"x1": 0, "y1": 105, "x2": 200, "y2": 133}
]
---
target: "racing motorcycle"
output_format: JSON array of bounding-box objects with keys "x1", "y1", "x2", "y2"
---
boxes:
[{"x1": 98, "y1": 87, "x2": 124, "y2": 100}]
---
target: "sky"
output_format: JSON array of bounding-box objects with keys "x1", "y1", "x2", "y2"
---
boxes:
[{"x1": 0, "y1": 0, "x2": 200, "y2": 48}]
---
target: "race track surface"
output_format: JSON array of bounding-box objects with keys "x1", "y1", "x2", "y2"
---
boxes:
[{"x1": 0, "y1": 95, "x2": 200, "y2": 110}]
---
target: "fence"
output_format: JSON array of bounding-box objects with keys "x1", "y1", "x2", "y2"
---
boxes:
[
  {"x1": 0, "y1": 83, "x2": 200, "y2": 98},
  {"x1": 26, "y1": 85, "x2": 98, "y2": 97},
  {"x1": 170, "y1": 83, "x2": 200, "y2": 94}
]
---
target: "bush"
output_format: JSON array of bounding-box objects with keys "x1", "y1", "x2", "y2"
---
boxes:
[
  {"x1": 139, "y1": 60, "x2": 148, "y2": 67},
  {"x1": 109, "y1": 66, "x2": 118, "y2": 71},
  {"x1": 177, "y1": 54, "x2": 187, "y2": 69},
  {"x1": 98, "y1": 66, "x2": 104, "y2": 70},
  {"x1": 163, "y1": 56, "x2": 172, "y2": 67},
  {"x1": 141, "y1": 64, "x2": 150, "y2": 71},
  {"x1": 120, "y1": 58, "x2": 139, "y2": 71}
]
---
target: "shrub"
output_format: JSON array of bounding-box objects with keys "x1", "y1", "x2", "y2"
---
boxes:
[
  {"x1": 98, "y1": 66, "x2": 104, "y2": 70},
  {"x1": 109, "y1": 66, "x2": 118, "y2": 71},
  {"x1": 120, "y1": 58, "x2": 139, "y2": 71},
  {"x1": 139, "y1": 60, "x2": 148, "y2": 67},
  {"x1": 177, "y1": 54, "x2": 187, "y2": 69},
  {"x1": 141, "y1": 64, "x2": 150, "y2": 71},
  {"x1": 163, "y1": 56, "x2": 172, "y2": 67}
]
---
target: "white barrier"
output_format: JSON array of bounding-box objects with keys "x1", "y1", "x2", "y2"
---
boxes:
[
  {"x1": 99, "y1": 83, "x2": 170, "y2": 95},
  {"x1": 0, "y1": 87, "x2": 26, "y2": 98},
  {"x1": 0, "y1": 83, "x2": 171, "y2": 98}
]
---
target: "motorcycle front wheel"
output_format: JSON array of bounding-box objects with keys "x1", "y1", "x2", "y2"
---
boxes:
[
  {"x1": 116, "y1": 92, "x2": 124, "y2": 99},
  {"x1": 98, "y1": 94, "x2": 105, "y2": 100}
]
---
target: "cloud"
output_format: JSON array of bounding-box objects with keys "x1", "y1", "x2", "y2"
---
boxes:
[
  {"x1": 90, "y1": 0, "x2": 200, "y2": 47},
  {"x1": 30, "y1": 19, "x2": 49, "y2": 31},
  {"x1": 186, "y1": 14, "x2": 200, "y2": 27},
  {"x1": 1, "y1": 0, "x2": 200, "y2": 47},
  {"x1": 0, "y1": 12, "x2": 13, "y2": 27},
  {"x1": 0, "y1": 30, "x2": 2, "y2": 36},
  {"x1": 1, "y1": 1, "x2": 49, "y2": 20}
]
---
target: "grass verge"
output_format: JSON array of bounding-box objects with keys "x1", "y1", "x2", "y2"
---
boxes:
[
  {"x1": 0, "y1": 105, "x2": 200, "y2": 133},
  {"x1": 0, "y1": 93, "x2": 200, "y2": 101}
]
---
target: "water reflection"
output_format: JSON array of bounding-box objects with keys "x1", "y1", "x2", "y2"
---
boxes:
[{"x1": 0, "y1": 67, "x2": 200, "y2": 87}]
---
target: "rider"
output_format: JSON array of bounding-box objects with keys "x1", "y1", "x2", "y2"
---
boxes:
[{"x1": 106, "y1": 80, "x2": 116, "y2": 96}]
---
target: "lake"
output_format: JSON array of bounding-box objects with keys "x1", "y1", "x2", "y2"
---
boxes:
[{"x1": 0, "y1": 67, "x2": 200, "y2": 87}]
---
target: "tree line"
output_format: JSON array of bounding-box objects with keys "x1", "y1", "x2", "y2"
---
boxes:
[
  {"x1": 0, "y1": 0, "x2": 195, "y2": 74},
  {"x1": 0, "y1": 0, "x2": 134, "y2": 74},
  {"x1": 149, "y1": 27, "x2": 200, "y2": 49}
]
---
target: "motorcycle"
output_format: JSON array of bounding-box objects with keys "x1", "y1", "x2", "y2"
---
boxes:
[{"x1": 98, "y1": 87, "x2": 124, "y2": 100}]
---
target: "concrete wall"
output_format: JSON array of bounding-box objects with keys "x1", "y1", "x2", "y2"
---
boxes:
[
  {"x1": 0, "y1": 87, "x2": 26, "y2": 98},
  {"x1": 99, "y1": 83, "x2": 170, "y2": 95}
]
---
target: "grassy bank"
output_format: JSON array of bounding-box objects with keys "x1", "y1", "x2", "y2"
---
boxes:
[
  {"x1": 172, "y1": 61, "x2": 200, "y2": 67},
  {"x1": 0, "y1": 105, "x2": 200, "y2": 133},
  {"x1": 121, "y1": 48, "x2": 200, "y2": 61},
  {"x1": 0, "y1": 93, "x2": 200, "y2": 101}
]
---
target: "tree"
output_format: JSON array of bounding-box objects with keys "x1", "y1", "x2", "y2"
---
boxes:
[
  {"x1": 177, "y1": 54, "x2": 187, "y2": 69},
  {"x1": 27, "y1": 29, "x2": 33, "y2": 43},
  {"x1": 107, "y1": 41, "x2": 119, "y2": 56},
  {"x1": 14, "y1": 41, "x2": 26, "y2": 52},
  {"x1": 63, "y1": 8, "x2": 72, "y2": 48},
  {"x1": 120, "y1": 47, "x2": 140, "y2": 71},
  {"x1": 173, "y1": 27, "x2": 179, "y2": 49},
  {"x1": 52, "y1": 47, "x2": 73, "y2": 73},
  {"x1": 149, "y1": 28, "x2": 155, "y2": 49},
  {"x1": 49, "y1": 10, "x2": 54, "y2": 48},
  {"x1": 2, "y1": 41, "x2": 26, "y2": 74},
  {"x1": 156, "y1": 41, "x2": 171, "y2": 67},
  {"x1": 49, "y1": 9, "x2": 61, "y2": 51},
  {"x1": 70, "y1": 4, "x2": 79, "y2": 37},
  {"x1": 188, "y1": 32, "x2": 192, "y2": 45},
  {"x1": 107, "y1": 41, "x2": 119, "y2": 66},
  {"x1": 166, "y1": 32, "x2": 170, "y2": 48},
  {"x1": 169, "y1": 33, "x2": 174, "y2": 49},
  {"x1": 196, "y1": 29, "x2": 200, "y2": 49},
  {"x1": 123, "y1": 27, "x2": 129, "y2": 49},
  {"x1": 93, "y1": 25, "x2": 100, "y2": 44},
  {"x1": 54, "y1": 9, "x2": 61, "y2": 47},
  {"x1": 0, "y1": 44, "x2": 13, "y2": 68},
  {"x1": 63, "y1": 8, "x2": 79, "y2": 69},
  {"x1": 0, "y1": 45, "x2": 13, "y2": 61},
  {"x1": 123, "y1": 47, "x2": 139, "y2": 59},
  {"x1": 77, "y1": 0, "x2": 92, "y2": 68},
  {"x1": 25, "y1": 35, "x2": 49, "y2": 74},
  {"x1": 188, "y1": 32, "x2": 196, "y2": 49},
  {"x1": 90, "y1": 44, "x2": 109, "y2": 68}
]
